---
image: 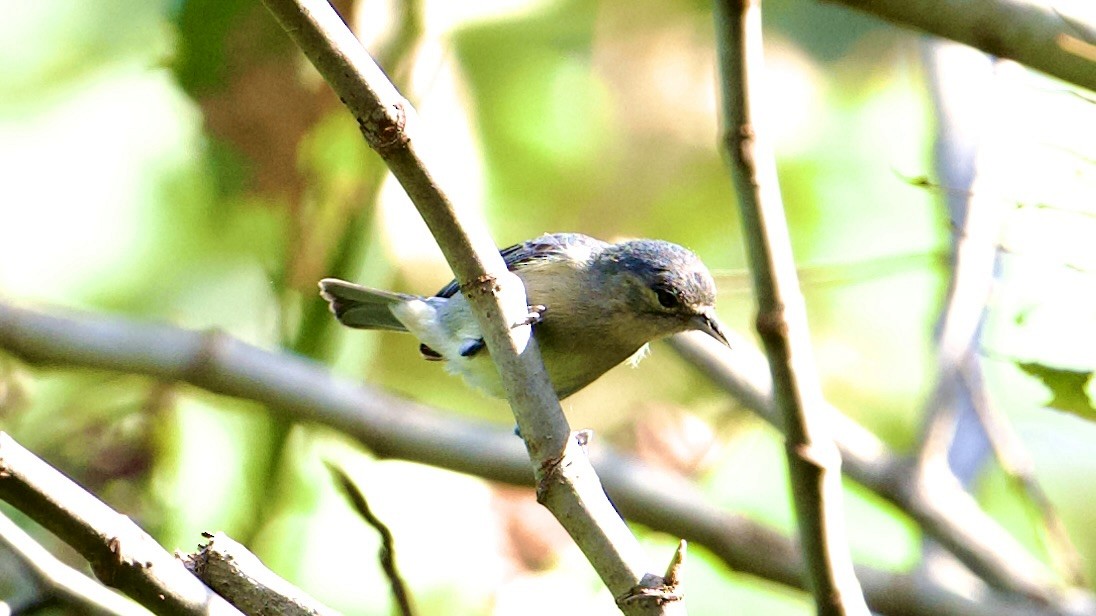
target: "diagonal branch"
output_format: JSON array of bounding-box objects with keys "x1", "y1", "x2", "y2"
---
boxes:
[
  {"x1": 669, "y1": 333, "x2": 1066, "y2": 602},
  {"x1": 918, "y1": 42, "x2": 1086, "y2": 586},
  {"x1": 824, "y1": 0, "x2": 1096, "y2": 93},
  {"x1": 0, "y1": 510, "x2": 150, "y2": 616},
  {"x1": 0, "y1": 433, "x2": 243, "y2": 616},
  {"x1": 712, "y1": 1, "x2": 869, "y2": 613},
  {"x1": 256, "y1": 0, "x2": 679, "y2": 612}
]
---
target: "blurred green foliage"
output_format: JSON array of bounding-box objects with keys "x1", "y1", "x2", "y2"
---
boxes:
[{"x1": 1, "y1": 0, "x2": 1094, "y2": 613}]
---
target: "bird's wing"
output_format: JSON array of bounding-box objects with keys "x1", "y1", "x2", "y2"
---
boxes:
[
  {"x1": 433, "y1": 233, "x2": 604, "y2": 298},
  {"x1": 319, "y1": 278, "x2": 416, "y2": 331}
]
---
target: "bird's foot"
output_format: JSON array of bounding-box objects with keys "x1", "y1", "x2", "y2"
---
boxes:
[
  {"x1": 459, "y1": 305, "x2": 545, "y2": 359},
  {"x1": 514, "y1": 304, "x2": 546, "y2": 328}
]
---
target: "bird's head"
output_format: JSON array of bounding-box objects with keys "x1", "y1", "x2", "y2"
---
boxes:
[{"x1": 593, "y1": 239, "x2": 730, "y2": 347}]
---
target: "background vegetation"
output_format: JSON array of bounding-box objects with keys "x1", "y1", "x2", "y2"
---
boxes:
[{"x1": 0, "y1": 0, "x2": 1093, "y2": 613}]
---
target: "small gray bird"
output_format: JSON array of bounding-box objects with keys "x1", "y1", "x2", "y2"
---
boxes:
[{"x1": 319, "y1": 233, "x2": 729, "y2": 399}]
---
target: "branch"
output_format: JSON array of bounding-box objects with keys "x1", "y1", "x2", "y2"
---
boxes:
[
  {"x1": 183, "y1": 532, "x2": 340, "y2": 616},
  {"x1": 668, "y1": 333, "x2": 1067, "y2": 602},
  {"x1": 0, "y1": 432, "x2": 243, "y2": 616},
  {"x1": 0, "y1": 510, "x2": 150, "y2": 616},
  {"x1": 919, "y1": 42, "x2": 1086, "y2": 586},
  {"x1": 824, "y1": 0, "x2": 1096, "y2": 93},
  {"x1": 4, "y1": 303, "x2": 1090, "y2": 615},
  {"x1": 712, "y1": 1, "x2": 868, "y2": 614},
  {"x1": 913, "y1": 40, "x2": 997, "y2": 486},
  {"x1": 242, "y1": 1, "x2": 679, "y2": 611}
]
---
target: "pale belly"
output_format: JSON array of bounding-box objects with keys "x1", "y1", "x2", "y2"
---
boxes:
[{"x1": 442, "y1": 337, "x2": 643, "y2": 399}]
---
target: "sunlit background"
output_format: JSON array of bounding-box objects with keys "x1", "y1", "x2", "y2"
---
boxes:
[{"x1": 1, "y1": 0, "x2": 1094, "y2": 613}]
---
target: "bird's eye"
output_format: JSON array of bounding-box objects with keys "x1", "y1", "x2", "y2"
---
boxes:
[{"x1": 655, "y1": 287, "x2": 680, "y2": 309}]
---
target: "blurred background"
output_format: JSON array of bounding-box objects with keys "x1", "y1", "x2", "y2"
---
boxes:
[{"x1": 0, "y1": 0, "x2": 1094, "y2": 613}]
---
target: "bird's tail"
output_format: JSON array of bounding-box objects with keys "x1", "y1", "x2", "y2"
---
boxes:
[{"x1": 318, "y1": 278, "x2": 416, "y2": 331}]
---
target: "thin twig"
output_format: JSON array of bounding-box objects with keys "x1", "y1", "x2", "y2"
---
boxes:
[
  {"x1": 960, "y1": 359, "x2": 1088, "y2": 586},
  {"x1": 669, "y1": 332, "x2": 1064, "y2": 602},
  {"x1": 0, "y1": 302, "x2": 1089, "y2": 615},
  {"x1": 326, "y1": 464, "x2": 415, "y2": 616},
  {"x1": 712, "y1": 1, "x2": 868, "y2": 614},
  {"x1": 913, "y1": 45, "x2": 1003, "y2": 482},
  {"x1": 256, "y1": 0, "x2": 679, "y2": 612},
  {"x1": 0, "y1": 433, "x2": 243, "y2": 616},
  {"x1": 914, "y1": 40, "x2": 1086, "y2": 592}
]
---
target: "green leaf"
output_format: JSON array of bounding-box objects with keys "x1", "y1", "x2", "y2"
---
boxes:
[{"x1": 1017, "y1": 362, "x2": 1096, "y2": 419}]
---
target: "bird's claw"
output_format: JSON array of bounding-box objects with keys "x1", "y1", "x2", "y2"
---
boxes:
[
  {"x1": 514, "y1": 305, "x2": 546, "y2": 328},
  {"x1": 459, "y1": 306, "x2": 545, "y2": 359}
]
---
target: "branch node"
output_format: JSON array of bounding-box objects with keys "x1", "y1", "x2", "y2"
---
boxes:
[
  {"x1": 535, "y1": 431, "x2": 594, "y2": 503},
  {"x1": 358, "y1": 99, "x2": 410, "y2": 156},
  {"x1": 792, "y1": 441, "x2": 842, "y2": 472},
  {"x1": 186, "y1": 329, "x2": 230, "y2": 384},
  {"x1": 534, "y1": 452, "x2": 565, "y2": 505},
  {"x1": 459, "y1": 273, "x2": 500, "y2": 298},
  {"x1": 721, "y1": 124, "x2": 757, "y2": 169},
  {"x1": 754, "y1": 304, "x2": 788, "y2": 340},
  {"x1": 616, "y1": 572, "x2": 684, "y2": 608}
]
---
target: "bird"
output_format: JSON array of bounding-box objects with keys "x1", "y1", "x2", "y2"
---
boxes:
[{"x1": 319, "y1": 233, "x2": 730, "y2": 399}]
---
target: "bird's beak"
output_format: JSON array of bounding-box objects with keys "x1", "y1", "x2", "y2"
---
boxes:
[{"x1": 691, "y1": 310, "x2": 731, "y2": 348}]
